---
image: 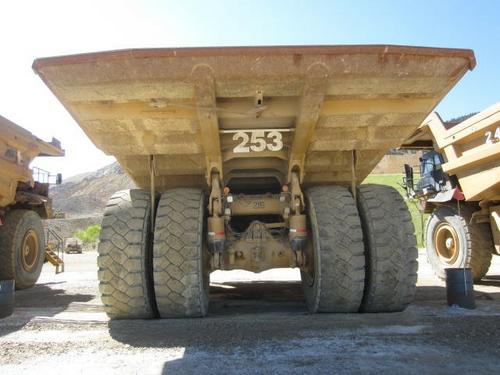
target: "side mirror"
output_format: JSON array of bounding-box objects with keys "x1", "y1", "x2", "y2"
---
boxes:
[{"x1": 56, "y1": 173, "x2": 63, "y2": 185}]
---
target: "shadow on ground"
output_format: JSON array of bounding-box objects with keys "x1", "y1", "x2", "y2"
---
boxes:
[
  {"x1": 105, "y1": 279, "x2": 500, "y2": 373},
  {"x1": 109, "y1": 281, "x2": 309, "y2": 348},
  {"x1": 0, "y1": 282, "x2": 94, "y2": 337},
  {"x1": 209, "y1": 281, "x2": 306, "y2": 315},
  {"x1": 477, "y1": 274, "x2": 500, "y2": 288}
]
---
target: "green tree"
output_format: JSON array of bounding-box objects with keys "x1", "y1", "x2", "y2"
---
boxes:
[{"x1": 74, "y1": 224, "x2": 101, "y2": 245}]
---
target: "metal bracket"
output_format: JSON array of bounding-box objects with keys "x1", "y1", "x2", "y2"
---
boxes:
[
  {"x1": 351, "y1": 150, "x2": 357, "y2": 202},
  {"x1": 208, "y1": 172, "x2": 223, "y2": 216},
  {"x1": 290, "y1": 172, "x2": 304, "y2": 214},
  {"x1": 191, "y1": 64, "x2": 223, "y2": 186},
  {"x1": 149, "y1": 154, "x2": 156, "y2": 231}
]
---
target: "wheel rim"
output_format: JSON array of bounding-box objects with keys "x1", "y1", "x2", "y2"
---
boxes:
[
  {"x1": 433, "y1": 222, "x2": 459, "y2": 263},
  {"x1": 21, "y1": 229, "x2": 40, "y2": 272}
]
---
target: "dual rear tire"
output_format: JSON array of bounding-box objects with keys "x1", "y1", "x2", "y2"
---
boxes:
[
  {"x1": 98, "y1": 184, "x2": 418, "y2": 319},
  {"x1": 98, "y1": 188, "x2": 208, "y2": 319},
  {"x1": 302, "y1": 184, "x2": 418, "y2": 313}
]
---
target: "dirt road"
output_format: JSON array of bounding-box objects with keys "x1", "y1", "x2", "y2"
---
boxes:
[{"x1": 1, "y1": 250, "x2": 500, "y2": 374}]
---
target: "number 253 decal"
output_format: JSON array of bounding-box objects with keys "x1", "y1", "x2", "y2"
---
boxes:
[{"x1": 233, "y1": 130, "x2": 284, "y2": 153}]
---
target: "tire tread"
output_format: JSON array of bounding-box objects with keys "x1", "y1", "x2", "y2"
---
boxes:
[
  {"x1": 97, "y1": 189, "x2": 154, "y2": 319},
  {"x1": 153, "y1": 188, "x2": 208, "y2": 318},
  {"x1": 304, "y1": 185, "x2": 365, "y2": 312},
  {"x1": 357, "y1": 184, "x2": 418, "y2": 312}
]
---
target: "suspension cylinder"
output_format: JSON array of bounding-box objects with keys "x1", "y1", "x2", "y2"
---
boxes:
[
  {"x1": 289, "y1": 214, "x2": 307, "y2": 251},
  {"x1": 208, "y1": 215, "x2": 225, "y2": 252}
]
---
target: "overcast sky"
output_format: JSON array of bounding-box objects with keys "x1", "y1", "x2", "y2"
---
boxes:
[{"x1": 0, "y1": 0, "x2": 498, "y2": 178}]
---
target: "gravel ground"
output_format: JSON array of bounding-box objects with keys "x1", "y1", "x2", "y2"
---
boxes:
[{"x1": 1, "y1": 250, "x2": 500, "y2": 374}]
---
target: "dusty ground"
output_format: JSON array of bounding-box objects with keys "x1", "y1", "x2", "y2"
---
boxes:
[{"x1": 1, "y1": 250, "x2": 500, "y2": 374}]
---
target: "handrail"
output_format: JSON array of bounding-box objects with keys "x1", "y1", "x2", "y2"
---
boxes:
[{"x1": 46, "y1": 227, "x2": 64, "y2": 266}]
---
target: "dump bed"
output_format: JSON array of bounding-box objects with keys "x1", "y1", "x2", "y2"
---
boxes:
[
  {"x1": 0, "y1": 115, "x2": 64, "y2": 207},
  {"x1": 33, "y1": 45, "x2": 475, "y2": 191},
  {"x1": 419, "y1": 102, "x2": 500, "y2": 201}
]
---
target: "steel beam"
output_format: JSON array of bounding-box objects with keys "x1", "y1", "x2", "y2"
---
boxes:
[
  {"x1": 191, "y1": 64, "x2": 223, "y2": 184},
  {"x1": 288, "y1": 63, "x2": 329, "y2": 182}
]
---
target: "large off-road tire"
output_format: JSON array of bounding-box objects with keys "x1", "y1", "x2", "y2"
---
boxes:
[
  {"x1": 97, "y1": 190, "x2": 156, "y2": 319},
  {"x1": 153, "y1": 188, "x2": 209, "y2": 318},
  {"x1": 426, "y1": 204, "x2": 493, "y2": 282},
  {"x1": 0, "y1": 209, "x2": 45, "y2": 290},
  {"x1": 357, "y1": 184, "x2": 418, "y2": 312},
  {"x1": 301, "y1": 185, "x2": 365, "y2": 313}
]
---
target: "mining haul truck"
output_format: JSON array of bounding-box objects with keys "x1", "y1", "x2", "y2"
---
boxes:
[
  {"x1": 33, "y1": 45, "x2": 475, "y2": 319},
  {"x1": 0, "y1": 115, "x2": 64, "y2": 289},
  {"x1": 402, "y1": 102, "x2": 500, "y2": 282}
]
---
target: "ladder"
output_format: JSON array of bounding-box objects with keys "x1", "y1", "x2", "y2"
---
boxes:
[{"x1": 45, "y1": 228, "x2": 65, "y2": 273}]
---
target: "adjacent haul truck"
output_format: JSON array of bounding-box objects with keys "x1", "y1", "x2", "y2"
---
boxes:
[
  {"x1": 403, "y1": 103, "x2": 500, "y2": 281},
  {"x1": 33, "y1": 45, "x2": 475, "y2": 318},
  {"x1": 0, "y1": 115, "x2": 63, "y2": 289}
]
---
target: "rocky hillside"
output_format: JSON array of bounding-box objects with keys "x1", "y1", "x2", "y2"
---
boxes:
[{"x1": 50, "y1": 162, "x2": 135, "y2": 217}]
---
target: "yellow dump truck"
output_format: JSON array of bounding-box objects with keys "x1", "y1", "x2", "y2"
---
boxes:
[
  {"x1": 33, "y1": 45, "x2": 475, "y2": 319},
  {"x1": 0, "y1": 115, "x2": 64, "y2": 289},
  {"x1": 403, "y1": 102, "x2": 500, "y2": 281}
]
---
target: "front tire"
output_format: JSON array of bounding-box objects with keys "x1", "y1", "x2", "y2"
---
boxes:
[
  {"x1": 426, "y1": 204, "x2": 492, "y2": 282},
  {"x1": 0, "y1": 209, "x2": 45, "y2": 290},
  {"x1": 301, "y1": 185, "x2": 365, "y2": 313},
  {"x1": 153, "y1": 188, "x2": 209, "y2": 318}
]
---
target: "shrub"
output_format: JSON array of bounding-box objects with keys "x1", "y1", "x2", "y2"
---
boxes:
[{"x1": 74, "y1": 224, "x2": 101, "y2": 245}]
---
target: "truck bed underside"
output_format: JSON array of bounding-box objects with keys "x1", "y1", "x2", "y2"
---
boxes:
[{"x1": 33, "y1": 45, "x2": 474, "y2": 191}]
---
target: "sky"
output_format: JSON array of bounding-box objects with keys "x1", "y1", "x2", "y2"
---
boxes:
[{"x1": 0, "y1": 0, "x2": 498, "y2": 179}]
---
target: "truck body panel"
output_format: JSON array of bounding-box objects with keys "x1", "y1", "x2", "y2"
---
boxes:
[
  {"x1": 402, "y1": 102, "x2": 500, "y2": 280},
  {"x1": 419, "y1": 103, "x2": 500, "y2": 201},
  {"x1": 0, "y1": 115, "x2": 65, "y2": 291},
  {"x1": 0, "y1": 115, "x2": 63, "y2": 208}
]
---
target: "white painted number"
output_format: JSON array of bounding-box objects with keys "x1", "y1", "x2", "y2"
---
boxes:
[
  {"x1": 233, "y1": 132, "x2": 250, "y2": 153},
  {"x1": 267, "y1": 130, "x2": 284, "y2": 151},
  {"x1": 232, "y1": 130, "x2": 284, "y2": 153},
  {"x1": 250, "y1": 130, "x2": 267, "y2": 152},
  {"x1": 485, "y1": 127, "x2": 500, "y2": 144}
]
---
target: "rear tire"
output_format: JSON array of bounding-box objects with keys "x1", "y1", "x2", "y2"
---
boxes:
[
  {"x1": 153, "y1": 188, "x2": 209, "y2": 318},
  {"x1": 426, "y1": 204, "x2": 492, "y2": 282},
  {"x1": 0, "y1": 209, "x2": 45, "y2": 290},
  {"x1": 301, "y1": 185, "x2": 365, "y2": 313},
  {"x1": 357, "y1": 184, "x2": 418, "y2": 312},
  {"x1": 97, "y1": 189, "x2": 155, "y2": 319}
]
